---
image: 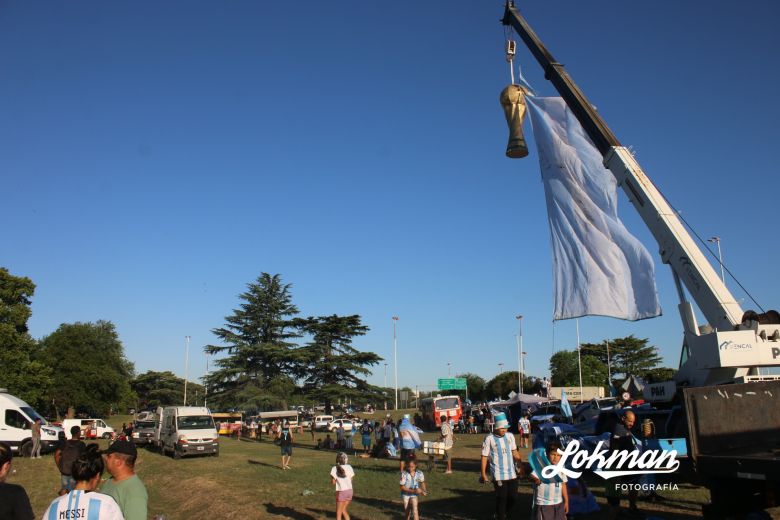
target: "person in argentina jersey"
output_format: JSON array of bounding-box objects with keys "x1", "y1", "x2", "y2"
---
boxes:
[
  {"x1": 42, "y1": 444, "x2": 124, "y2": 520},
  {"x1": 480, "y1": 412, "x2": 523, "y2": 520}
]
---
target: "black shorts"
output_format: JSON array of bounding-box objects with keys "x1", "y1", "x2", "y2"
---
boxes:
[{"x1": 400, "y1": 449, "x2": 416, "y2": 462}]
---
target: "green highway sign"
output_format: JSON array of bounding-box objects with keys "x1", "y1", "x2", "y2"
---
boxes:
[{"x1": 438, "y1": 377, "x2": 467, "y2": 390}]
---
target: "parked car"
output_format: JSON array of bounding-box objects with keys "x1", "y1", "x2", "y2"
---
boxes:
[
  {"x1": 328, "y1": 419, "x2": 355, "y2": 432},
  {"x1": 131, "y1": 420, "x2": 157, "y2": 446},
  {"x1": 573, "y1": 398, "x2": 619, "y2": 423},
  {"x1": 314, "y1": 415, "x2": 335, "y2": 431}
]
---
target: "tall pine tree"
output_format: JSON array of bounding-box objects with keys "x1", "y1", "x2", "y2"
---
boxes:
[
  {"x1": 204, "y1": 273, "x2": 303, "y2": 410},
  {"x1": 299, "y1": 314, "x2": 382, "y2": 413}
]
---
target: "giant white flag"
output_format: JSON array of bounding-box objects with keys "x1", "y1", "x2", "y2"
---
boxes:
[{"x1": 526, "y1": 96, "x2": 661, "y2": 321}]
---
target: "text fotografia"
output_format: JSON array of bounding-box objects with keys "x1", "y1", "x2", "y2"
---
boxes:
[
  {"x1": 617, "y1": 483, "x2": 679, "y2": 492},
  {"x1": 541, "y1": 440, "x2": 680, "y2": 480}
]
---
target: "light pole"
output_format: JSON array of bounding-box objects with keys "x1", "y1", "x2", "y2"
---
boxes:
[
  {"x1": 184, "y1": 336, "x2": 191, "y2": 406},
  {"x1": 384, "y1": 363, "x2": 388, "y2": 410},
  {"x1": 447, "y1": 362, "x2": 452, "y2": 377},
  {"x1": 606, "y1": 340, "x2": 612, "y2": 389},
  {"x1": 708, "y1": 236, "x2": 725, "y2": 283},
  {"x1": 204, "y1": 351, "x2": 209, "y2": 408},
  {"x1": 393, "y1": 316, "x2": 399, "y2": 410},
  {"x1": 521, "y1": 351, "x2": 527, "y2": 394},
  {"x1": 498, "y1": 362, "x2": 504, "y2": 373},
  {"x1": 515, "y1": 315, "x2": 523, "y2": 394}
]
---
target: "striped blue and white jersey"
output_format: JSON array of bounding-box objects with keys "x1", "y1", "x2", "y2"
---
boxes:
[
  {"x1": 44, "y1": 490, "x2": 125, "y2": 520},
  {"x1": 399, "y1": 469, "x2": 425, "y2": 497},
  {"x1": 481, "y1": 432, "x2": 518, "y2": 481},
  {"x1": 531, "y1": 471, "x2": 568, "y2": 505}
]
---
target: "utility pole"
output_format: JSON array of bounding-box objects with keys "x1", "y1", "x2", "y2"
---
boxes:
[
  {"x1": 384, "y1": 363, "x2": 388, "y2": 410},
  {"x1": 393, "y1": 316, "x2": 399, "y2": 410},
  {"x1": 576, "y1": 320, "x2": 583, "y2": 405},
  {"x1": 515, "y1": 315, "x2": 523, "y2": 394},
  {"x1": 184, "y1": 336, "x2": 190, "y2": 406}
]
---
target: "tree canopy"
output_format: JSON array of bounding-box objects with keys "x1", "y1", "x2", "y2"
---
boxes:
[
  {"x1": 130, "y1": 370, "x2": 205, "y2": 409},
  {"x1": 40, "y1": 320, "x2": 135, "y2": 416},
  {"x1": 204, "y1": 273, "x2": 303, "y2": 409},
  {"x1": 0, "y1": 268, "x2": 52, "y2": 405},
  {"x1": 299, "y1": 314, "x2": 382, "y2": 414}
]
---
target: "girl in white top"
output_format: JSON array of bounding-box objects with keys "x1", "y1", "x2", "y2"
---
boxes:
[{"x1": 330, "y1": 452, "x2": 355, "y2": 520}]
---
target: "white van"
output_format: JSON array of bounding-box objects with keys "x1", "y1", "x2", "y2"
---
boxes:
[
  {"x1": 314, "y1": 415, "x2": 335, "y2": 431},
  {"x1": 156, "y1": 406, "x2": 218, "y2": 459},
  {"x1": 61, "y1": 418, "x2": 115, "y2": 440},
  {"x1": 0, "y1": 390, "x2": 62, "y2": 456}
]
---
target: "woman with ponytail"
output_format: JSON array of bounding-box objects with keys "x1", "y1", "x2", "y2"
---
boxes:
[
  {"x1": 330, "y1": 452, "x2": 355, "y2": 520},
  {"x1": 42, "y1": 444, "x2": 124, "y2": 519}
]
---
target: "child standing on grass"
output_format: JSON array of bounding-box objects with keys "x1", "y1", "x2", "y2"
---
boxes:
[
  {"x1": 529, "y1": 442, "x2": 568, "y2": 520},
  {"x1": 400, "y1": 458, "x2": 427, "y2": 520},
  {"x1": 330, "y1": 452, "x2": 354, "y2": 520}
]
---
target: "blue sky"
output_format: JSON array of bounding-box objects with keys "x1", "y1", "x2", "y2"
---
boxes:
[{"x1": 3, "y1": 1, "x2": 779, "y2": 394}]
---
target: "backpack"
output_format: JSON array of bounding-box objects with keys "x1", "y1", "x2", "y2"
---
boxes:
[{"x1": 58, "y1": 440, "x2": 85, "y2": 476}]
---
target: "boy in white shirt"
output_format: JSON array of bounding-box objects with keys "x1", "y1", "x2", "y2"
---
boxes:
[{"x1": 529, "y1": 442, "x2": 569, "y2": 520}]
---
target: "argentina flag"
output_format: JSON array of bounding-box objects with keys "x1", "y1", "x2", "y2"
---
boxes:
[{"x1": 526, "y1": 96, "x2": 661, "y2": 322}]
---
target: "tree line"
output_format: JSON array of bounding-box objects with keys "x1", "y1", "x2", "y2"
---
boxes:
[{"x1": 0, "y1": 268, "x2": 383, "y2": 416}]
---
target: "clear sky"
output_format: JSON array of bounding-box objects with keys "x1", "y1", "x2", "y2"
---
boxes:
[{"x1": 3, "y1": 1, "x2": 779, "y2": 394}]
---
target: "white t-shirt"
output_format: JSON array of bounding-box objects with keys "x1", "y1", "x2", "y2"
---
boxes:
[
  {"x1": 43, "y1": 490, "x2": 125, "y2": 520},
  {"x1": 330, "y1": 464, "x2": 355, "y2": 491}
]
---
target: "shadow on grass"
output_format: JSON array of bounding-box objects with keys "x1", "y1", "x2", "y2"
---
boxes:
[
  {"x1": 264, "y1": 502, "x2": 318, "y2": 520},
  {"x1": 248, "y1": 458, "x2": 284, "y2": 470}
]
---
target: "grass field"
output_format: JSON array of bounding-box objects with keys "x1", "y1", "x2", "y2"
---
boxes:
[{"x1": 7, "y1": 413, "x2": 723, "y2": 519}]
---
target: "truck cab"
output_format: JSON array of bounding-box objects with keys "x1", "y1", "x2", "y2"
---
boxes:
[{"x1": 156, "y1": 406, "x2": 219, "y2": 459}]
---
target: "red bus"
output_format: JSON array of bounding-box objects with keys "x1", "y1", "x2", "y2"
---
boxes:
[{"x1": 419, "y1": 395, "x2": 462, "y2": 430}]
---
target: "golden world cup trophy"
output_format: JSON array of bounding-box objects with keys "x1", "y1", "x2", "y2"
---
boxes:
[{"x1": 500, "y1": 84, "x2": 530, "y2": 158}]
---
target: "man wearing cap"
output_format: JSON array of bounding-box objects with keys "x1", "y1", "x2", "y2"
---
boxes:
[
  {"x1": 481, "y1": 411, "x2": 522, "y2": 520},
  {"x1": 101, "y1": 439, "x2": 148, "y2": 520}
]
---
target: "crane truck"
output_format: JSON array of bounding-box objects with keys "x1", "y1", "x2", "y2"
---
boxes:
[{"x1": 501, "y1": 2, "x2": 780, "y2": 516}]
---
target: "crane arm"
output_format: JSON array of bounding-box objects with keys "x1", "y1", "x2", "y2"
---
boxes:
[{"x1": 501, "y1": 2, "x2": 743, "y2": 332}]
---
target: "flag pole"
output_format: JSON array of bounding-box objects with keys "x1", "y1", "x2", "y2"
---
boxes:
[{"x1": 576, "y1": 320, "x2": 583, "y2": 405}]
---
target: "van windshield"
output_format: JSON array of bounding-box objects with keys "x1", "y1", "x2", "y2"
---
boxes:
[
  {"x1": 21, "y1": 406, "x2": 48, "y2": 425},
  {"x1": 177, "y1": 415, "x2": 215, "y2": 430}
]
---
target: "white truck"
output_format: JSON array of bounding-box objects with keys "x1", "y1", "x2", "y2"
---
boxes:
[
  {"x1": 155, "y1": 406, "x2": 219, "y2": 459},
  {"x1": 502, "y1": 3, "x2": 780, "y2": 516},
  {"x1": 0, "y1": 390, "x2": 62, "y2": 456}
]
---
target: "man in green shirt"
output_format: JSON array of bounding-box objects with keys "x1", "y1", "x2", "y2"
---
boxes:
[{"x1": 101, "y1": 440, "x2": 148, "y2": 520}]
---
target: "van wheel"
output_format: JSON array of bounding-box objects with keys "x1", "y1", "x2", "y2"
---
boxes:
[
  {"x1": 173, "y1": 448, "x2": 182, "y2": 460},
  {"x1": 20, "y1": 441, "x2": 32, "y2": 458},
  {"x1": 213, "y1": 451, "x2": 219, "y2": 458},
  {"x1": 159, "y1": 443, "x2": 166, "y2": 455},
  {"x1": 102, "y1": 433, "x2": 112, "y2": 439}
]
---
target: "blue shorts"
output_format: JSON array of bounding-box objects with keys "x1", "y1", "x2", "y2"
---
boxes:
[
  {"x1": 362, "y1": 434, "x2": 372, "y2": 447},
  {"x1": 281, "y1": 445, "x2": 292, "y2": 456}
]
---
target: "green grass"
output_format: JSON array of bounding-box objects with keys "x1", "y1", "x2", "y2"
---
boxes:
[{"x1": 7, "y1": 414, "x2": 722, "y2": 519}]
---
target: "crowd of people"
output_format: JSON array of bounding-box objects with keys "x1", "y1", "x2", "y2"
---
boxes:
[
  {"x1": 3, "y1": 404, "x2": 644, "y2": 520},
  {"x1": 0, "y1": 425, "x2": 148, "y2": 520}
]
